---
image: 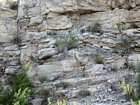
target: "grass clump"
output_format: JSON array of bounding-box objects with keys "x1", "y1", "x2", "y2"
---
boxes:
[
  {"x1": 56, "y1": 82, "x2": 70, "y2": 89},
  {"x1": 11, "y1": 35, "x2": 22, "y2": 45},
  {"x1": 110, "y1": 64, "x2": 118, "y2": 72},
  {"x1": 0, "y1": 62, "x2": 33, "y2": 105},
  {"x1": 89, "y1": 22, "x2": 101, "y2": 33},
  {"x1": 55, "y1": 32, "x2": 79, "y2": 53},
  {"x1": 80, "y1": 28, "x2": 86, "y2": 33},
  {"x1": 39, "y1": 87, "x2": 49, "y2": 96},
  {"x1": 117, "y1": 23, "x2": 125, "y2": 34},
  {"x1": 92, "y1": 54, "x2": 104, "y2": 64},
  {"x1": 9, "y1": 1, "x2": 18, "y2": 10},
  {"x1": 39, "y1": 76, "x2": 47, "y2": 83},
  {"x1": 80, "y1": 89, "x2": 90, "y2": 97},
  {"x1": 118, "y1": 37, "x2": 133, "y2": 57}
]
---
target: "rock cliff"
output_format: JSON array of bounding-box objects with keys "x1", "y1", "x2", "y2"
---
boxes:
[{"x1": 1, "y1": 0, "x2": 140, "y2": 105}]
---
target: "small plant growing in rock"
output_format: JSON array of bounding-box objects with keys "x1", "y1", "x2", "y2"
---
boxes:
[
  {"x1": 92, "y1": 54, "x2": 104, "y2": 64},
  {"x1": 110, "y1": 64, "x2": 118, "y2": 71},
  {"x1": 9, "y1": 1, "x2": 18, "y2": 10},
  {"x1": 48, "y1": 98, "x2": 67, "y2": 105},
  {"x1": 39, "y1": 87, "x2": 49, "y2": 96},
  {"x1": 0, "y1": 84, "x2": 12, "y2": 104},
  {"x1": 39, "y1": 76, "x2": 47, "y2": 83},
  {"x1": 130, "y1": 62, "x2": 140, "y2": 88},
  {"x1": 12, "y1": 88, "x2": 31, "y2": 105},
  {"x1": 117, "y1": 23, "x2": 125, "y2": 34},
  {"x1": 131, "y1": 99, "x2": 140, "y2": 105},
  {"x1": 56, "y1": 82, "x2": 70, "y2": 89},
  {"x1": 80, "y1": 28, "x2": 86, "y2": 33},
  {"x1": 0, "y1": 62, "x2": 33, "y2": 105},
  {"x1": 11, "y1": 35, "x2": 22, "y2": 45},
  {"x1": 128, "y1": 63, "x2": 136, "y2": 70},
  {"x1": 55, "y1": 32, "x2": 79, "y2": 53},
  {"x1": 119, "y1": 36, "x2": 133, "y2": 56},
  {"x1": 80, "y1": 89, "x2": 90, "y2": 97},
  {"x1": 120, "y1": 62, "x2": 140, "y2": 104},
  {"x1": 89, "y1": 22, "x2": 101, "y2": 33},
  {"x1": 121, "y1": 50, "x2": 126, "y2": 57},
  {"x1": 120, "y1": 79, "x2": 133, "y2": 95}
]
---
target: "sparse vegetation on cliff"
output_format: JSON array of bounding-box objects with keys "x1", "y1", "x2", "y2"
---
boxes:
[
  {"x1": 0, "y1": 62, "x2": 33, "y2": 105},
  {"x1": 9, "y1": 1, "x2": 18, "y2": 10},
  {"x1": 55, "y1": 32, "x2": 79, "y2": 53}
]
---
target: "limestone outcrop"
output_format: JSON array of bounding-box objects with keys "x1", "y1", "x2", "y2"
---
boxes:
[{"x1": 1, "y1": 0, "x2": 140, "y2": 105}]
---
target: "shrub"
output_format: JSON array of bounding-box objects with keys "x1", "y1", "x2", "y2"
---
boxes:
[
  {"x1": 10, "y1": 1, "x2": 18, "y2": 10},
  {"x1": 120, "y1": 79, "x2": 133, "y2": 95},
  {"x1": 0, "y1": 84, "x2": 12, "y2": 105},
  {"x1": 89, "y1": 22, "x2": 101, "y2": 33},
  {"x1": 12, "y1": 62, "x2": 31, "y2": 93},
  {"x1": 120, "y1": 62, "x2": 140, "y2": 105},
  {"x1": 92, "y1": 54, "x2": 104, "y2": 64},
  {"x1": 55, "y1": 32, "x2": 79, "y2": 53},
  {"x1": 0, "y1": 62, "x2": 33, "y2": 105},
  {"x1": 131, "y1": 99, "x2": 140, "y2": 105},
  {"x1": 12, "y1": 88, "x2": 31, "y2": 105}
]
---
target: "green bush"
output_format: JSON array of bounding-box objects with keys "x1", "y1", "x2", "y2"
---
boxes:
[
  {"x1": 55, "y1": 32, "x2": 79, "y2": 53},
  {"x1": 110, "y1": 64, "x2": 118, "y2": 71},
  {"x1": 120, "y1": 62, "x2": 140, "y2": 105},
  {"x1": 0, "y1": 62, "x2": 33, "y2": 105},
  {"x1": 12, "y1": 88, "x2": 31, "y2": 105},
  {"x1": 48, "y1": 98, "x2": 67, "y2": 105},
  {"x1": 10, "y1": 2, "x2": 18, "y2": 10},
  {"x1": 0, "y1": 84, "x2": 12, "y2": 105}
]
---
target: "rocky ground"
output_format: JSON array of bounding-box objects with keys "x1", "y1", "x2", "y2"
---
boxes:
[{"x1": 27, "y1": 28, "x2": 140, "y2": 105}]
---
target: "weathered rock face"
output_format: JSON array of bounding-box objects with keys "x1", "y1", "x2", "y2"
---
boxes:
[
  {"x1": 1, "y1": 0, "x2": 140, "y2": 105},
  {"x1": 0, "y1": 8, "x2": 17, "y2": 42},
  {"x1": 16, "y1": 0, "x2": 140, "y2": 33}
]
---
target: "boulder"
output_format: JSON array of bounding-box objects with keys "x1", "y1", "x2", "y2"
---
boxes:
[
  {"x1": 5, "y1": 66, "x2": 21, "y2": 75},
  {"x1": 38, "y1": 48, "x2": 58, "y2": 59}
]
